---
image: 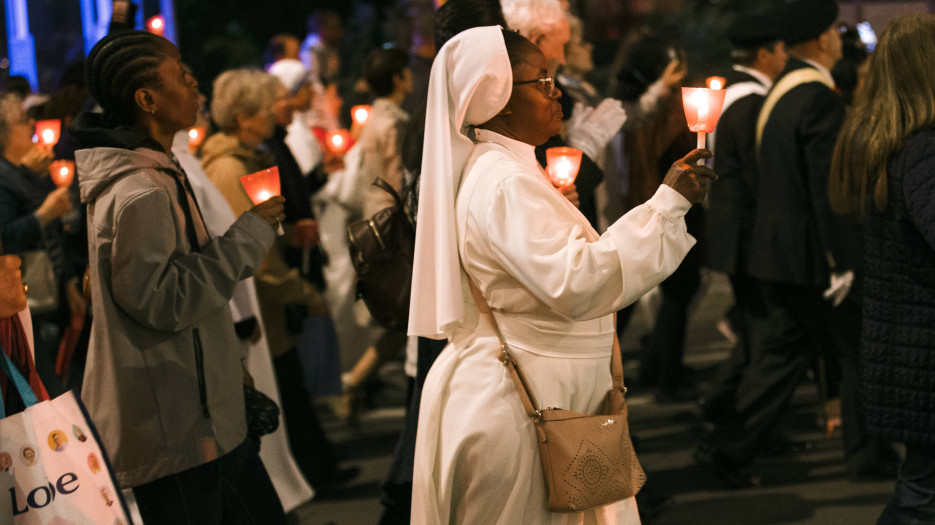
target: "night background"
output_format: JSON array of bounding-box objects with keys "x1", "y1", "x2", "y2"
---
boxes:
[{"x1": 2, "y1": 0, "x2": 808, "y2": 99}]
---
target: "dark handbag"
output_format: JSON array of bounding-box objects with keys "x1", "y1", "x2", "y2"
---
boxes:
[
  {"x1": 467, "y1": 278, "x2": 646, "y2": 513},
  {"x1": 244, "y1": 384, "x2": 280, "y2": 440},
  {"x1": 346, "y1": 178, "x2": 415, "y2": 332}
]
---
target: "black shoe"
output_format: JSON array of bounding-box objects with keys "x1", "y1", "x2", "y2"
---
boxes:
[{"x1": 693, "y1": 443, "x2": 759, "y2": 489}]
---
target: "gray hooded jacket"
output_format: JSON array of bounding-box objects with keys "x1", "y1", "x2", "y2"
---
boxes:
[{"x1": 77, "y1": 144, "x2": 274, "y2": 487}]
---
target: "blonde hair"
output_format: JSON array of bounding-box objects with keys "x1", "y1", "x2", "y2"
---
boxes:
[
  {"x1": 210, "y1": 69, "x2": 279, "y2": 133},
  {"x1": 830, "y1": 15, "x2": 935, "y2": 217}
]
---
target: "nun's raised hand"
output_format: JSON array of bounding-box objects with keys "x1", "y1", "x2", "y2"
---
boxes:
[{"x1": 662, "y1": 149, "x2": 717, "y2": 204}]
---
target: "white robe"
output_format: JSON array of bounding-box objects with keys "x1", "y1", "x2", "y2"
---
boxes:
[{"x1": 411, "y1": 129, "x2": 695, "y2": 524}]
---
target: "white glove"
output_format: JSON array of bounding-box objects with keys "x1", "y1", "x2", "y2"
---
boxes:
[
  {"x1": 566, "y1": 98, "x2": 628, "y2": 161},
  {"x1": 823, "y1": 270, "x2": 855, "y2": 307}
]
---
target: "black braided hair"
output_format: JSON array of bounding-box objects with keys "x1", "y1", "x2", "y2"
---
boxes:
[{"x1": 85, "y1": 30, "x2": 171, "y2": 126}]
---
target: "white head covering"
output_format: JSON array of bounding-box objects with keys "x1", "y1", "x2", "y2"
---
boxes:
[
  {"x1": 408, "y1": 26, "x2": 513, "y2": 338},
  {"x1": 268, "y1": 58, "x2": 309, "y2": 94}
]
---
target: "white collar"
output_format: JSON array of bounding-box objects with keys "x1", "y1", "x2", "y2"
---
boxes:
[
  {"x1": 472, "y1": 128, "x2": 537, "y2": 164},
  {"x1": 799, "y1": 57, "x2": 836, "y2": 88},
  {"x1": 732, "y1": 64, "x2": 773, "y2": 89}
]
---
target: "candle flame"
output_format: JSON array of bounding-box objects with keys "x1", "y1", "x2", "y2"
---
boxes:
[
  {"x1": 258, "y1": 190, "x2": 272, "y2": 201},
  {"x1": 151, "y1": 17, "x2": 163, "y2": 29},
  {"x1": 331, "y1": 134, "x2": 344, "y2": 147},
  {"x1": 706, "y1": 76, "x2": 726, "y2": 90},
  {"x1": 690, "y1": 90, "x2": 709, "y2": 120},
  {"x1": 42, "y1": 129, "x2": 56, "y2": 144},
  {"x1": 354, "y1": 108, "x2": 369, "y2": 124},
  {"x1": 59, "y1": 166, "x2": 69, "y2": 176},
  {"x1": 189, "y1": 129, "x2": 199, "y2": 140}
]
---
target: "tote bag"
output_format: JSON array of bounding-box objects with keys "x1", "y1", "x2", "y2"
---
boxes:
[{"x1": 0, "y1": 348, "x2": 131, "y2": 525}]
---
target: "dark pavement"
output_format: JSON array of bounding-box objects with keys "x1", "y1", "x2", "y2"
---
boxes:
[{"x1": 292, "y1": 271, "x2": 894, "y2": 525}]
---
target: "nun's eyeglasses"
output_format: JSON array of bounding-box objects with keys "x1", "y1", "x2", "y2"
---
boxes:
[{"x1": 512, "y1": 77, "x2": 556, "y2": 98}]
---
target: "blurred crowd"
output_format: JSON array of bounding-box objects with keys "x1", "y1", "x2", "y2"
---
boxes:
[{"x1": 2, "y1": 0, "x2": 934, "y2": 523}]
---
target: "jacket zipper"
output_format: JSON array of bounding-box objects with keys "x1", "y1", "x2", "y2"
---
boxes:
[{"x1": 193, "y1": 327, "x2": 210, "y2": 419}]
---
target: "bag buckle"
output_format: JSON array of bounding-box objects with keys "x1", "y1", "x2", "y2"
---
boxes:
[{"x1": 498, "y1": 345, "x2": 510, "y2": 365}]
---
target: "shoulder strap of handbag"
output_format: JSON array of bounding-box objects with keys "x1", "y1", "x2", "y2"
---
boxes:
[
  {"x1": 466, "y1": 276, "x2": 624, "y2": 421},
  {"x1": 0, "y1": 344, "x2": 40, "y2": 419},
  {"x1": 372, "y1": 177, "x2": 416, "y2": 227},
  {"x1": 755, "y1": 67, "x2": 834, "y2": 152}
]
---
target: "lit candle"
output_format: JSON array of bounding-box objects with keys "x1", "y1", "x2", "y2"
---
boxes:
[
  {"x1": 326, "y1": 129, "x2": 352, "y2": 155},
  {"x1": 35, "y1": 120, "x2": 61, "y2": 147},
  {"x1": 146, "y1": 15, "x2": 165, "y2": 36},
  {"x1": 706, "y1": 76, "x2": 726, "y2": 90},
  {"x1": 187, "y1": 126, "x2": 206, "y2": 152},
  {"x1": 681, "y1": 87, "x2": 726, "y2": 164},
  {"x1": 240, "y1": 166, "x2": 284, "y2": 235},
  {"x1": 351, "y1": 105, "x2": 372, "y2": 128},
  {"x1": 544, "y1": 147, "x2": 583, "y2": 188},
  {"x1": 49, "y1": 160, "x2": 75, "y2": 187}
]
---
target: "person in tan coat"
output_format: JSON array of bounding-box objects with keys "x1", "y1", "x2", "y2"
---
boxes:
[{"x1": 201, "y1": 68, "x2": 357, "y2": 488}]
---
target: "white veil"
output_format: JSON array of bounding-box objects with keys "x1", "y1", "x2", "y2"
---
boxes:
[{"x1": 407, "y1": 26, "x2": 513, "y2": 338}]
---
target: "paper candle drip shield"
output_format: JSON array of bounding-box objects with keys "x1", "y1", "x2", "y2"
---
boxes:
[
  {"x1": 351, "y1": 105, "x2": 372, "y2": 128},
  {"x1": 49, "y1": 160, "x2": 75, "y2": 187},
  {"x1": 35, "y1": 120, "x2": 61, "y2": 146},
  {"x1": 681, "y1": 87, "x2": 726, "y2": 133},
  {"x1": 240, "y1": 167, "x2": 284, "y2": 235},
  {"x1": 188, "y1": 126, "x2": 207, "y2": 152},
  {"x1": 545, "y1": 147, "x2": 583, "y2": 187},
  {"x1": 326, "y1": 130, "x2": 353, "y2": 154}
]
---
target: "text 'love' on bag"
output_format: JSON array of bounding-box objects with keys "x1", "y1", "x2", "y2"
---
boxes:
[{"x1": 0, "y1": 346, "x2": 131, "y2": 524}]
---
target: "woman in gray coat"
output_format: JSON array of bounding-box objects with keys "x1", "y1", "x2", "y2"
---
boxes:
[{"x1": 72, "y1": 30, "x2": 287, "y2": 524}]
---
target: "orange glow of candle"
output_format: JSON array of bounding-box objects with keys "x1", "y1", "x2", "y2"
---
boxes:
[
  {"x1": 351, "y1": 105, "x2": 372, "y2": 127},
  {"x1": 187, "y1": 126, "x2": 206, "y2": 152},
  {"x1": 706, "y1": 76, "x2": 726, "y2": 90},
  {"x1": 35, "y1": 120, "x2": 61, "y2": 146},
  {"x1": 146, "y1": 15, "x2": 165, "y2": 36},
  {"x1": 326, "y1": 129, "x2": 352, "y2": 154},
  {"x1": 544, "y1": 147, "x2": 583, "y2": 187},
  {"x1": 240, "y1": 166, "x2": 281, "y2": 205},
  {"x1": 49, "y1": 160, "x2": 75, "y2": 187},
  {"x1": 681, "y1": 87, "x2": 726, "y2": 133}
]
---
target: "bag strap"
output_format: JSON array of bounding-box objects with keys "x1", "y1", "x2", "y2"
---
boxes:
[
  {"x1": 373, "y1": 177, "x2": 405, "y2": 208},
  {"x1": 0, "y1": 344, "x2": 40, "y2": 419},
  {"x1": 466, "y1": 277, "x2": 625, "y2": 422}
]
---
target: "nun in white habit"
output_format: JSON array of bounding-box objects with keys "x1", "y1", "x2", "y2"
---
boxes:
[{"x1": 409, "y1": 26, "x2": 715, "y2": 524}]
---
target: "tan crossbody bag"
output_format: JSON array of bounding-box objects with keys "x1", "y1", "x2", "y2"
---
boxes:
[{"x1": 467, "y1": 278, "x2": 646, "y2": 513}]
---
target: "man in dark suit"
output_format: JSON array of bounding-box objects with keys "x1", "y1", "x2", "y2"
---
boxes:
[
  {"x1": 700, "y1": 14, "x2": 789, "y2": 423},
  {"x1": 695, "y1": 0, "x2": 895, "y2": 486}
]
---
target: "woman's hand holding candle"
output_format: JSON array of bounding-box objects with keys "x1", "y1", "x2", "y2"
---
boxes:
[
  {"x1": 662, "y1": 149, "x2": 717, "y2": 204},
  {"x1": 250, "y1": 196, "x2": 286, "y2": 231}
]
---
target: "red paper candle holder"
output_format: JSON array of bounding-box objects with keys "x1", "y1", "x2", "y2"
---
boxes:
[
  {"x1": 35, "y1": 120, "x2": 61, "y2": 147},
  {"x1": 545, "y1": 147, "x2": 583, "y2": 188},
  {"x1": 146, "y1": 15, "x2": 165, "y2": 36},
  {"x1": 326, "y1": 129, "x2": 353, "y2": 155},
  {"x1": 351, "y1": 105, "x2": 373, "y2": 128},
  {"x1": 49, "y1": 160, "x2": 75, "y2": 188},
  {"x1": 240, "y1": 167, "x2": 281, "y2": 205},
  {"x1": 706, "y1": 76, "x2": 726, "y2": 90},
  {"x1": 681, "y1": 87, "x2": 727, "y2": 133},
  {"x1": 188, "y1": 126, "x2": 206, "y2": 152}
]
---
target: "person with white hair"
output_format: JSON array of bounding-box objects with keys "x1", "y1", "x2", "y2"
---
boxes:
[
  {"x1": 410, "y1": 25, "x2": 714, "y2": 523},
  {"x1": 501, "y1": 0, "x2": 627, "y2": 232}
]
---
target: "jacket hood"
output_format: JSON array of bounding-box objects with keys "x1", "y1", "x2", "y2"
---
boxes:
[
  {"x1": 199, "y1": 132, "x2": 274, "y2": 172},
  {"x1": 70, "y1": 112, "x2": 165, "y2": 153}
]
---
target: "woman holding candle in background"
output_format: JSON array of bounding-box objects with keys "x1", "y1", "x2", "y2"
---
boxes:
[
  {"x1": 71, "y1": 30, "x2": 286, "y2": 523},
  {"x1": 410, "y1": 26, "x2": 714, "y2": 523},
  {"x1": 0, "y1": 92, "x2": 74, "y2": 395},
  {"x1": 201, "y1": 67, "x2": 359, "y2": 489}
]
